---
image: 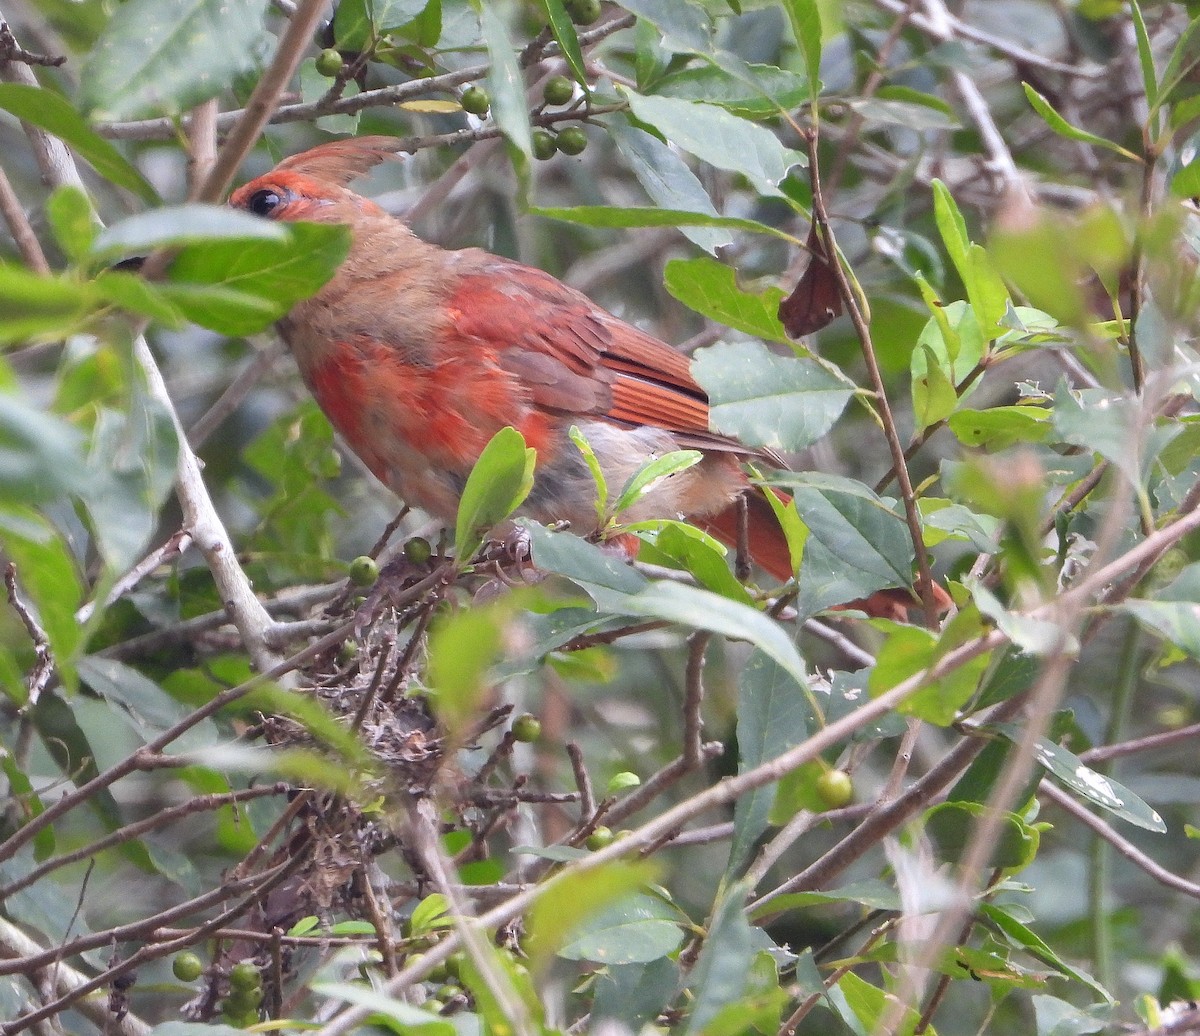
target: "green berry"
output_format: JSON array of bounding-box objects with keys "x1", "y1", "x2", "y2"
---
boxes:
[
  {"x1": 229, "y1": 962, "x2": 261, "y2": 993},
  {"x1": 172, "y1": 952, "x2": 203, "y2": 982},
  {"x1": 348, "y1": 555, "x2": 379, "y2": 586},
  {"x1": 444, "y1": 951, "x2": 467, "y2": 980},
  {"x1": 543, "y1": 75, "x2": 575, "y2": 106},
  {"x1": 556, "y1": 126, "x2": 587, "y2": 155},
  {"x1": 511, "y1": 714, "x2": 542, "y2": 742},
  {"x1": 404, "y1": 536, "x2": 433, "y2": 564},
  {"x1": 586, "y1": 825, "x2": 614, "y2": 850},
  {"x1": 531, "y1": 129, "x2": 557, "y2": 160},
  {"x1": 460, "y1": 86, "x2": 490, "y2": 116},
  {"x1": 815, "y1": 769, "x2": 854, "y2": 810},
  {"x1": 315, "y1": 48, "x2": 344, "y2": 77},
  {"x1": 565, "y1": 0, "x2": 602, "y2": 25}
]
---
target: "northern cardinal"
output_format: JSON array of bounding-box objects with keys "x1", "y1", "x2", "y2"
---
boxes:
[{"x1": 229, "y1": 136, "x2": 937, "y2": 618}]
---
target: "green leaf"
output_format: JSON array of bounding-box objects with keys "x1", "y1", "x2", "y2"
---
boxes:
[
  {"x1": 844, "y1": 95, "x2": 960, "y2": 131},
  {"x1": 477, "y1": 1, "x2": 532, "y2": 180},
  {"x1": 692, "y1": 340, "x2": 853, "y2": 452},
  {"x1": 992, "y1": 723, "x2": 1166, "y2": 833},
  {"x1": 911, "y1": 342, "x2": 958, "y2": 431},
  {"x1": 90, "y1": 205, "x2": 288, "y2": 260},
  {"x1": 749, "y1": 880, "x2": 901, "y2": 920},
  {"x1": 780, "y1": 0, "x2": 822, "y2": 102},
  {"x1": 558, "y1": 890, "x2": 684, "y2": 964},
  {"x1": 409, "y1": 893, "x2": 450, "y2": 937},
  {"x1": 630, "y1": 520, "x2": 752, "y2": 603},
  {"x1": 766, "y1": 473, "x2": 914, "y2": 615},
  {"x1": 46, "y1": 186, "x2": 98, "y2": 262},
  {"x1": 527, "y1": 861, "x2": 659, "y2": 973},
  {"x1": 925, "y1": 800, "x2": 1039, "y2": 871},
  {"x1": 1171, "y1": 160, "x2": 1200, "y2": 199},
  {"x1": 1022, "y1": 83, "x2": 1141, "y2": 162},
  {"x1": 608, "y1": 122, "x2": 729, "y2": 254},
  {"x1": 1125, "y1": 598, "x2": 1200, "y2": 659},
  {"x1": 931, "y1": 178, "x2": 970, "y2": 273},
  {"x1": 980, "y1": 903, "x2": 1115, "y2": 1002},
  {"x1": 616, "y1": 0, "x2": 713, "y2": 54},
  {"x1": 0, "y1": 266, "x2": 97, "y2": 345},
  {"x1": 0, "y1": 515, "x2": 85, "y2": 691},
  {"x1": 569, "y1": 424, "x2": 609, "y2": 522},
  {"x1": 912, "y1": 299, "x2": 986, "y2": 389},
  {"x1": 655, "y1": 63, "x2": 809, "y2": 116},
  {"x1": 867, "y1": 616, "x2": 990, "y2": 726},
  {"x1": 612, "y1": 450, "x2": 702, "y2": 516},
  {"x1": 522, "y1": 522, "x2": 810, "y2": 688},
  {"x1": 970, "y1": 579, "x2": 1071, "y2": 657},
  {"x1": 0, "y1": 395, "x2": 88, "y2": 505},
  {"x1": 684, "y1": 882, "x2": 755, "y2": 1034},
  {"x1": 620, "y1": 89, "x2": 805, "y2": 197},
  {"x1": 532, "y1": 204, "x2": 797, "y2": 242},
  {"x1": 165, "y1": 221, "x2": 351, "y2": 334},
  {"x1": 834, "y1": 970, "x2": 927, "y2": 1033},
  {"x1": 0, "y1": 85, "x2": 157, "y2": 203},
  {"x1": 1129, "y1": 0, "x2": 1157, "y2": 112},
  {"x1": 540, "y1": 0, "x2": 588, "y2": 85},
  {"x1": 312, "y1": 982, "x2": 454, "y2": 1036},
  {"x1": 81, "y1": 0, "x2": 272, "y2": 121},
  {"x1": 454, "y1": 426, "x2": 536, "y2": 560},
  {"x1": 426, "y1": 604, "x2": 507, "y2": 738},
  {"x1": 947, "y1": 405, "x2": 1050, "y2": 450},
  {"x1": 81, "y1": 394, "x2": 180, "y2": 571},
  {"x1": 92, "y1": 272, "x2": 187, "y2": 328},
  {"x1": 728, "y1": 649, "x2": 814, "y2": 873},
  {"x1": 519, "y1": 519, "x2": 649, "y2": 611},
  {"x1": 593, "y1": 958, "x2": 679, "y2": 1032},
  {"x1": 665, "y1": 257, "x2": 789, "y2": 342}
]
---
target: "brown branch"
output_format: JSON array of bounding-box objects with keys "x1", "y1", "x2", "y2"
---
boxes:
[{"x1": 193, "y1": 0, "x2": 329, "y2": 203}]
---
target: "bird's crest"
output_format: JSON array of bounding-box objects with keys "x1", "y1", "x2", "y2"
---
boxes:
[{"x1": 274, "y1": 135, "x2": 404, "y2": 187}]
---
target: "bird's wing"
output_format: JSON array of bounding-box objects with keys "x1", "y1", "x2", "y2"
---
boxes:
[{"x1": 445, "y1": 257, "x2": 754, "y2": 455}]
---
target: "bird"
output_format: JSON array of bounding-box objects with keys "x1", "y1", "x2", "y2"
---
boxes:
[{"x1": 228, "y1": 135, "x2": 937, "y2": 617}]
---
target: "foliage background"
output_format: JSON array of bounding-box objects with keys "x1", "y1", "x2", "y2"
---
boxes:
[{"x1": 1, "y1": 0, "x2": 1200, "y2": 1034}]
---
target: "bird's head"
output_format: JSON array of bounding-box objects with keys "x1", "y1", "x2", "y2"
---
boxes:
[{"x1": 229, "y1": 135, "x2": 404, "y2": 225}]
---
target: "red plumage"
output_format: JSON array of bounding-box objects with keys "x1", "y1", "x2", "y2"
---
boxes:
[{"x1": 229, "y1": 136, "x2": 938, "y2": 616}]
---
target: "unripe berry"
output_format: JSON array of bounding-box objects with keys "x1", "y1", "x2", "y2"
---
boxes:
[
  {"x1": 348, "y1": 555, "x2": 379, "y2": 586},
  {"x1": 460, "y1": 86, "x2": 490, "y2": 116},
  {"x1": 543, "y1": 75, "x2": 574, "y2": 106},
  {"x1": 556, "y1": 126, "x2": 587, "y2": 156}
]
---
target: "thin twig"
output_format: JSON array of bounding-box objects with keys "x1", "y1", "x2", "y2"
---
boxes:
[
  {"x1": 1040, "y1": 780, "x2": 1200, "y2": 899},
  {"x1": 682, "y1": 632, "x2": 711, "y2": 769},
  {"x1": 0, "y1": 162, "x2": 48, "y2": 272},
  {"x1": 566, "y1": 741, "x2": 595, "y2": 819},
  {"x1": 5, "y1": 563, "x2": 53, "y2": 703},
  {"x1": 805, "y1": 129, "x2": 940, "y2": 627},
  {"x1": 75, "y1": 529, "x2": 193, "y2": 625},
  {"x1": 0, "y1": 784, "x2": 289, "y2": 901}
]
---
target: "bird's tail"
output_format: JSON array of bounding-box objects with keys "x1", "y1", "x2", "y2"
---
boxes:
[{"x1": 699, "y1": 487, "x2": 951, "y2": 622}]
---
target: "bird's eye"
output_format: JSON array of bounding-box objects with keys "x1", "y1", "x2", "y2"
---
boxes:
[{"x1": 248, "y1": 189, "x2": 281, "y2": 217}]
